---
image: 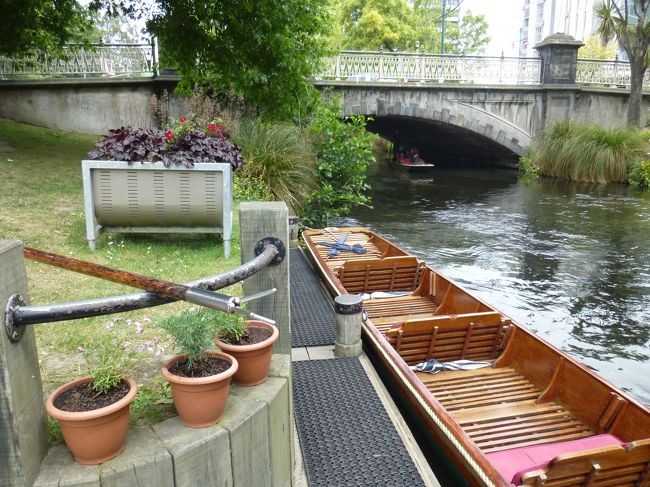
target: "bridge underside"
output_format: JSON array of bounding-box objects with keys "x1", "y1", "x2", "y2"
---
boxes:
[{"x1": 367, "y1": 116, "x2": 519, "y2": 168}]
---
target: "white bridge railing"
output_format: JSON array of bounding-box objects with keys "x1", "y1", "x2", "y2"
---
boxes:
[
  {"x1": 576, "y1": 58, "x2": 650, "y2": 88},
  {"x1": 1, "y1": 46, "x2": 648, "y2": 90},
  {"x1": 0, "y1": 43, "x2": 156, "y2": 80},
  {"x1": 319, "y1": 51, "x2": 542, "y2": 85}
]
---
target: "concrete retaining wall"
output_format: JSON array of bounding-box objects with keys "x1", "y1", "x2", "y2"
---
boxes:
[
  {"x1": 34, "y1": 354, "x2": 291, "y2": 487},
  {"x1": 0, "y1": 78, "x2": 179, "y2": 134}
]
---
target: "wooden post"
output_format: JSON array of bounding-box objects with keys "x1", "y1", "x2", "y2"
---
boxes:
[
  {"x1": 239, "y1": 202, "x2": 290, "y2": 354},
  {"x1": 0, "y1": 241, "x2": 47, "y2": 487},
  {"x1": 334, "y1": 294, "x2": 364, "y2": 357}
]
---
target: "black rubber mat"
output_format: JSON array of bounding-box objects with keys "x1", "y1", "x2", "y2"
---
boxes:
[
  {"x1": 290, "y1": 248, "x2": 336, "y2": 347},
  {"x1": 293, "y1": 358, "x2": 426, "y2": 487}
]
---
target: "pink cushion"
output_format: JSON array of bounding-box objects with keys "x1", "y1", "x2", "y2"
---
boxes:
[{"x1": 486, "y1": 434, "x2": 623, "y2": 485}]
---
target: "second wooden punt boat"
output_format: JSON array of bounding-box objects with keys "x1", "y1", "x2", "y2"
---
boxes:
[{"x1": 302, "y1": 227, "x2": 650, "y2": 487}]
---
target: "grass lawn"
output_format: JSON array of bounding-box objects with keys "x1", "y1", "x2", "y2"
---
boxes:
[{"x1": 0, "y1": 119, "x2": 246, "y2": 437}]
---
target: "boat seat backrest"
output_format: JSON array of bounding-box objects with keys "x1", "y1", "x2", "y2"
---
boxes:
[
  {"x1": 520, "y1": 439, "x2": 650, "y2": 486},
  {"x1": 336, "y1": 256, "x2": 422, "y2": 293},
  {"x1": 392, "y1": 311, "x2": 510, "y2": 365}
]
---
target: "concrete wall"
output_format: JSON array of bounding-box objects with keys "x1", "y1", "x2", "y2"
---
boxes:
[{"x1": 0, "y1": 78, "x2": 178, "y2": 134}]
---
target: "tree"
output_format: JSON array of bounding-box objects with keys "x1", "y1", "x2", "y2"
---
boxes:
[
  {"x1": 595, "y1": 0, "x2": 650, "y2": 127},
  {"x1": 0, "y1": 0, "x2": 93, "y2": 57},
  {"x1": 146, "y1": 0, "x2": 330, "y2": 120},
  {"x1": 578, "y1": 35, "x2": 618, "y2": 59},
  {"x1": 446, "y1": 11, "x2": 490, "y2": 55},
  {"x1": 337, "y1": 0, "x2": 418, "y2": 51}
]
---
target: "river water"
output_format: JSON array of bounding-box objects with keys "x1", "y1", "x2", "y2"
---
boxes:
[{"x1": 340, "y1": 162, "x2": 650, "y2": 405}]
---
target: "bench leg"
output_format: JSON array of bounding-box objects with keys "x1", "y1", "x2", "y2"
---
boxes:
[{"x1": 223, "y1": 239, "x2": 231, "y2": 259}]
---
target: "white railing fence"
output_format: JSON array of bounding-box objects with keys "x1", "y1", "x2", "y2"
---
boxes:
[
  {"x1": 1, "y1": 46, "x2": 648, "y2": 91},
  {"x1": 319, "y1": 51, "x2": 541, "y2": 85},
  {"x1": 0, "y1": 43, "x2": 156, "y2": 80},
  {"x1": 575, "y1": 58, "x2": 650, "y2": 88}
]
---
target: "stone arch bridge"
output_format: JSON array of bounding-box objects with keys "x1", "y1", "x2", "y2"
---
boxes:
[{"x1": 314, "y1": 80, "x2": 644, "y2": 163}]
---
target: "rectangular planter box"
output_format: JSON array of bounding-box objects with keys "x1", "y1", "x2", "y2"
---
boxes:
[{"x1": 81, "y1": 160, "x2": 233, "y2": 257}]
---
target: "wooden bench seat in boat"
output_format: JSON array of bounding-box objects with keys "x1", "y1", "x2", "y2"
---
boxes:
[
  {"x1": 519, "y1": 438, "x2": 650, "y2": 486},
  {"x1": 365, "y1": 269, "x2": 493, "y2": 332},
  {"x1": 485, "y1": 434, "x2": 624, "y2": 485},
  {"x1": 417, "y1": 367, "x2": 595, "y2": 454},
  {"x1": 387, "y1": 312, "x2": 512, "y2": 364},
  {"x1": 336, "y1": 256, "x2": 423, "y2": 293}
]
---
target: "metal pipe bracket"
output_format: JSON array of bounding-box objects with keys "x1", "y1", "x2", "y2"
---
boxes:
[
  {"x1": 255, "y1": 237, "x2": 286, "y2": 265},
  {"x1": 5, "y1": 294, "x2": 26, "y2": 342}
]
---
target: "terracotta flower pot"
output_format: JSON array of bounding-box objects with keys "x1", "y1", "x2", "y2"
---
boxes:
[
  {"x1": 161, "y1": 351, "x2": 238, "y2": 428},
  {"x1": 45, "y1": 376, "x2": 137, "y2": 465},
  {"x1": 216, "y1": 321, "x2": 279, "y2": 387}
]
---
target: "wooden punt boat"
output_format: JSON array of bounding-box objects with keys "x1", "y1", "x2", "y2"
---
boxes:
[{"x1": 302, "y1": 227, "x2": 650, "y2": 487}]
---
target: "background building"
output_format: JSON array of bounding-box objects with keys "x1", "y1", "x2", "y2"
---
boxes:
[{"x1": 519, "y1": 0, "x2": 597, "y2": 57}]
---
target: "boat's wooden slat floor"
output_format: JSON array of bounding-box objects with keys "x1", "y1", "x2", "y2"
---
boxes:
[
  {"x1": 309, "y1": 231, "x2": 385, "y2": 272},
  {"x1": 364, "y1": 296, "x2": 438, "y2": 333},
  {"x1": 417, "y1": 367, "x2": 594, "y2": 453}
]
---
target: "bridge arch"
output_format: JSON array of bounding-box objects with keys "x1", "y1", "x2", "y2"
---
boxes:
[{"x1": 319, "y1": 83, "x2": 542, "y2": 160}]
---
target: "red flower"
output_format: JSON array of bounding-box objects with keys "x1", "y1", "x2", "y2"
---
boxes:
[
  {"x1": 208, "y1": 123, "x2": 216, "y2": 133},
  {"x1": 216, "y1": 123, "x2": 223, "y2": 136},
  {"x1": 179, "y1": 117, "x2": 186, "y2": 123},
  {"x1": 165, "y1": 130, "x2": 173, "y2": 140}
]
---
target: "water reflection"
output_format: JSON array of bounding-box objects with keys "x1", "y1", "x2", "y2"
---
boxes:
[{"x1": 340, "y1": 162, "x2": 650, "y2": 404}]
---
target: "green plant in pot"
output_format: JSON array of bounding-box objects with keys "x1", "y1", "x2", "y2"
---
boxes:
[
  {"x1": 45, "y1": 333, "x2": 138, "y2": 464},
  {"x1": 214, "y1": 311, "x2": 279, "y2": 387},
  {"x1": 159, "y1": 308, "x2": 238, "y2": 428}
]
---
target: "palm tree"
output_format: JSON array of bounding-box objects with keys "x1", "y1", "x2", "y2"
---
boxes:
[{"x1": 595, "y1": 0, "x2": 650, "y2": 127}]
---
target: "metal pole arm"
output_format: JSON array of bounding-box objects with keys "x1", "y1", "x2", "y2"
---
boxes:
[{"x1": 6, "y1": 238, "x2": 285, "y2": 341}]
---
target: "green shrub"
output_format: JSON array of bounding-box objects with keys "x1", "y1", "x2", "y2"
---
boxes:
[
  {"x1": 303, "y1": 98, "x2": 375, "y2": 227},
  {"x1": 84, "y1": 333, "x2": 133, "y2": 394},
  {"x1": 629, "y1": 158, "x2": 650, "y2": 189},
  {"x1": 213, "y1": 312, "x2": 248, "y2": 343},
  {"x1": 534, "y1": 122, "x2": 643, "y2": 184},
  {"x1": 159, "y1": 308, "x2": 219, "y2": 367},
  {"x1": 232, "y1": 119, "x2": 318, "y2": 214},
  {"x1": 519, "y1": 150, "x2": 538, "y2": 177}
]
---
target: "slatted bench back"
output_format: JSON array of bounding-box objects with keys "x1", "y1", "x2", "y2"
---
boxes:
[
  {"x1": 520, "y1": 439, "x2": 650, "y2": 486},
  {"x1": 336, "y1": 256, "x2": 422, "y2": 293},
  {"x1": 393, "y1": 311, "x2": 510, "y2": 365}
]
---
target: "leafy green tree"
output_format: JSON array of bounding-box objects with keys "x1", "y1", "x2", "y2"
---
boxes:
[
  {"x1": 337, "y1": 0, "x2": 418, "y2": 51},
  {"x1": 303, "y1": 98, "x2": 375, "y2": 227},
  {"x1": 446, "y1": 11, "x2": 490, "y2": 55},
  {"x1": 90, "y1": 0, "x2": 330, "y2": 119},
  {"x1": 595, "y1": 0, "x2": 650, "y2": 127},
  {"x1": 578, "y1": 35, "x2": 617, "y2": 59},
  {"x1": 0, "y1": 0, "x2": 93, "y2": 57}
]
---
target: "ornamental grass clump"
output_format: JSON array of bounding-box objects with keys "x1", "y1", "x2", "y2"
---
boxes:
[
  {"x1": 534, "y1": 122, "x2": 644, "y2": 184},
  {"x1": 231, "y1": 119, "x2": 318, "y2": 214}
]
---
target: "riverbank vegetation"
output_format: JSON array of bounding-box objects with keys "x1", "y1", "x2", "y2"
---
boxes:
[{"x1": 521, "y1": 121, "x2": 650, "y2": 189}]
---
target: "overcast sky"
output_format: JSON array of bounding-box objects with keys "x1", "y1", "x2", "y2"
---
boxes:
[{"x1": 463, "y1": 0, "x2": 524, "y2": 56}]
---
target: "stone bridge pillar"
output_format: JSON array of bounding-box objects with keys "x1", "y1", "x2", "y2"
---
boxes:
[{"x1": 534, "y1": 33, "x2": 584, "y2": 85}]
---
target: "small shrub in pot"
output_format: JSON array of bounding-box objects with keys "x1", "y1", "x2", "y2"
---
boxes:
[
  {"x1": 214, "y1": 312, "x2": 279, "y2": 387},
  {"x1": 159, "y1": 308, "x2": 238, "y2": 428},
  {"x1": 45, "y1": 334, "x2": 137, "y2": 464}
]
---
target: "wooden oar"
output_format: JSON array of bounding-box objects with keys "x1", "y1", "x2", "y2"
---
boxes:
[{"x1": 23, "y1": 246, "x2": 276, "y2": 325}]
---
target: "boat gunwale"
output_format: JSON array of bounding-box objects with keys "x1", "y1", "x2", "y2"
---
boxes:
[{"x1": 301, "y1": 227, "x2": 650, "y2": 487}]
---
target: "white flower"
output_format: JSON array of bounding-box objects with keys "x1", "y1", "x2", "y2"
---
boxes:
[{"x1": 105, "y1": 321, "x2": 114, "y2": 331}]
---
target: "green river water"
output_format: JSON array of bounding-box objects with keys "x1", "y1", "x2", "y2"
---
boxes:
[{"x1": 340, "y1": 162, "x2": 650, "y2": 404}]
